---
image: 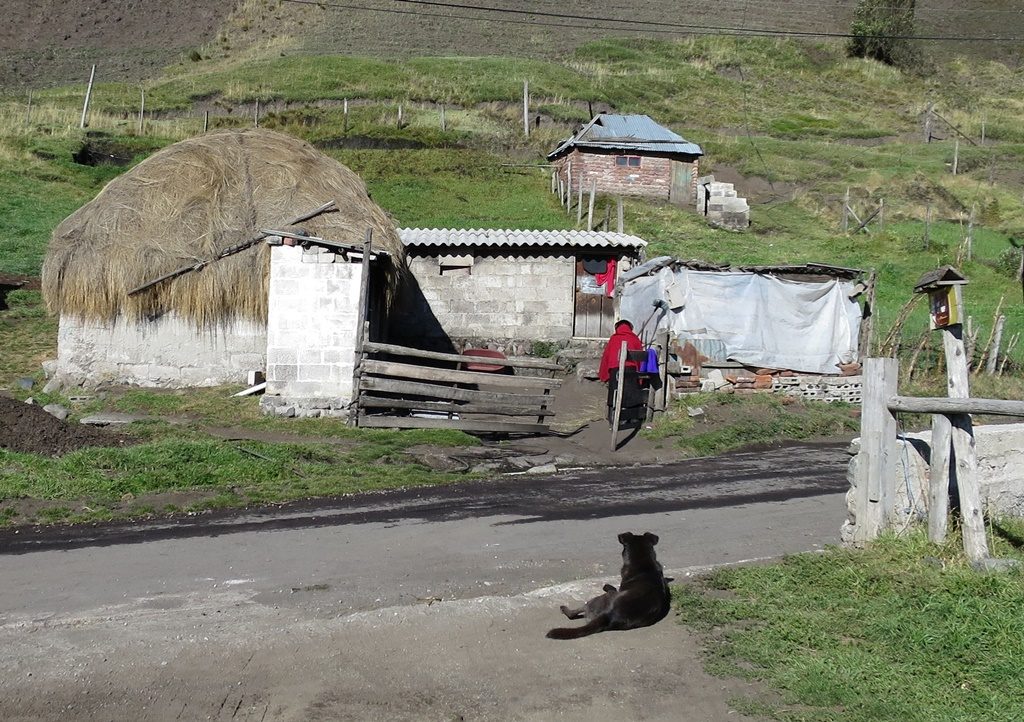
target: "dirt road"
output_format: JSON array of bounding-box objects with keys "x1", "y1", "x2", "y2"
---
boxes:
[{"x1": 0, "y1": 442, "x2": 850, "y2": 720}]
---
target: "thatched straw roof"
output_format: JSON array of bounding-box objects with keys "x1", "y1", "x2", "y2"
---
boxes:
[{"x1": 43, "y1": 128, "x2": 402, "y2": 326}]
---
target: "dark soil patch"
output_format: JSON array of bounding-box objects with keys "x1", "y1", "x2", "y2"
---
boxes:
[
  {"x1": 0, "y1": 395, "x2": 131, "y2": 456},
  {"x1": 72, "y1": 139, "x2": 137, "y2": 167}
]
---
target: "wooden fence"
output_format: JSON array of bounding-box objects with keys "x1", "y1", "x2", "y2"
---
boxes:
[
  {"x1": 352, "y1": 342, "x2": 563, "y2": 434},
  {"x1": 856, "y1": 356, "x2": 1024, "y2": 562}
]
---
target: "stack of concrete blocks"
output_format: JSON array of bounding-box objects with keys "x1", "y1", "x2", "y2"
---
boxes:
[
  {"x1": 772, "y1": 375, "x2": 863, "y2": 404},
  {"x1": 696, "y1": 178, "x2": 750, "y2": 231},
  {"x1": 260, "y1": 244, "x2": 362, "y2": 418}
]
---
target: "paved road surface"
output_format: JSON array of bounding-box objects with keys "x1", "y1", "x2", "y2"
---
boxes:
[{"x1": 0, "y1": 442, "x2": 851, "y2": 721}]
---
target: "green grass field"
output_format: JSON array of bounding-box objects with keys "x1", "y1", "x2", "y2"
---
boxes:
[{"x1": 676, "y1": 528, "x2": 1024, "y2": 721}]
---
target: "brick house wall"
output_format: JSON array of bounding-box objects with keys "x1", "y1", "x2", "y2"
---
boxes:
[{"x1": 553, "y1": 149, "x2": 699, "y2": 202}]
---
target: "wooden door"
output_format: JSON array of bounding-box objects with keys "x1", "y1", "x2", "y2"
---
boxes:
[
  {"x1": 670, "y1": 160, "x2": 693, "y2": 205},
  {"x1": 573, "y1": 257, "x2": 615, "y2": 338}
]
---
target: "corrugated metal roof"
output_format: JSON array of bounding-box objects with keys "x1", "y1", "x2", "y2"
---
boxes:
[
  {"x1": 547, "y1": 114, "x2": 703, "y2": 160},
  {"x1": 399, "y1": 228, "x2": 647, "y2": 250}
]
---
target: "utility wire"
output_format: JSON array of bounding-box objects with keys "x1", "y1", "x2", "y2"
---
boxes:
[{"x1": 280, "y1": 0, "x2": 1024, "y2": 42}]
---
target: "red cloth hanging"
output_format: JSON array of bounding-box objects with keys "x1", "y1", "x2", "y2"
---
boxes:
[{"x1": 594, "y1": 257, "x2": 617, "y2": 297}]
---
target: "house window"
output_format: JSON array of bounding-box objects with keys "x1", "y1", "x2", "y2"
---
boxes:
[{"x1": 615, "y1": 156, "x2": 642, "y2": 167}]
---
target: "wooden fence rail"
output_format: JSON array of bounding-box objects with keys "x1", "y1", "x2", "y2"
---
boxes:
[
  {"x1": 353, "y1": 342, "x2": 562, "y2": 433},
  {"x1": 856, "y1": 357, "x2": 1024, "y2": 562}
]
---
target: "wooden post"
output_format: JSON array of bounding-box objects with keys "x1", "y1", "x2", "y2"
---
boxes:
[
  {"x1": 617, "y1": 196, "x2": 624, "y2": 233},
  {"x1": 25, "y1": 90, "x2": 32, "y2": 125},
  {"x1": 985, "y1": 315, "x2": 1006, "y2": 375},
  {"x1": 842, "y1": 187, "x2": 850, "y2": 233},
  {"x1": 343, "y1": 98, "x2": 349, "y2": 132},
  {"x1": 204, "y1": 110, "x2": 209, "y2": 132},
  {"x1": 551, "y1": 171, "x2": 556, "y2": 195},
  {"x1": 397, "y1": 103, "x2": 403, "y2": 128},
  {"x1": 878, "y1": 198, "x2": 885, "y2": 234},
  {"x1": 255, "y1": 99, "x2": 260, "y2": 127},
  {"x1": 966, "y1": 205, "x2": 975, "y2": 262},
  {"x1": 924, "y1": 204, "x2": 931, "y2": 250},
  {"x1": 577, "y1": 181, "x2": 584, "y2": 224},
  {"x1": 523, "y1": 80, "x2": 529, "y2": 137},
  {"x1": 440, "y1": 105, "x2": 446, "y2": 132},
  {"x1": 940, "y1": 324, "x2": 988, "y2": 561},
  {"x1": 557, "y1": 178, "x2": 564, "y2": 206},
  {"x1": 138, "y1": 88, "x2": 145, "y2": 134},
  {"x1": 350, "y1": 228, "x2": 374, "y2": 426},
  {"x1": 981, "y1": 118, "x2": 986, "y2": 146},
  {"x1": 587, "y1": 180, "x2": 596, "y2": 231},
  {"x1": 604, "y1": 205, "x2": 611, "y2": 231},
  {"x1": 923, "y1": 101, "x2": 933, "y2": 142},
  {"x1": 859, "y1": 270, "x2": 877, "y2": 359},
  {"x1": 80, "y1": 63, "x2": 96, "y2": 129},
  {"x1": 609, "y1": 342, "x2": 628, "y2": 452},
  {"x1": 928, "y1": 412, "x2": 952, "y2": 543},
  {"x1": 952, "y1": 139, "x2": 959, "y2": 175},
  {"x1": 856, "y1": 357, "x2": 899, "y2": 543},
  {"x1": 566, "y1": 163, "x2": 572, "y2": 210}
]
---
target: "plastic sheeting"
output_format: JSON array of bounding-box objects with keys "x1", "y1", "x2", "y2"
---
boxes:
[{"x1": 619, "y1": 267, "x2": 861, "y2": 374}]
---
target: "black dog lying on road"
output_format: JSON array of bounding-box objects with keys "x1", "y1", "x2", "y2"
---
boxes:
[{"x1": 546, "y1": 532, "x2": 671, "y2": 640}]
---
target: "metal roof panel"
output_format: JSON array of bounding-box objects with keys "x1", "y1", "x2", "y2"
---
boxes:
[{"x1": 399, "y1": 228, "x2": 647, "y2": 250}]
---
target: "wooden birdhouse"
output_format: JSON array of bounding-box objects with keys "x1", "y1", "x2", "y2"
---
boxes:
[{"x1": 913, "y1": 266, "x2": 968, "y2": 330}]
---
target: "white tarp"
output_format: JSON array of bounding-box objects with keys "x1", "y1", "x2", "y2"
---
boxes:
[{"x1": 619, "y1": 267, "x2": 861, "y2": 374}]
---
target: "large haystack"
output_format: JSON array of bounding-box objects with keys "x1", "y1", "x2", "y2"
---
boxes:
[{"x1": 43, "y1": 128, "x2": 402, "y2": 327}]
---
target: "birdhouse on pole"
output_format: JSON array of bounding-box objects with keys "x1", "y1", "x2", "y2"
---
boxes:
[{"x1": 913, "y1": 266, "x2": 968, "y2": 329}]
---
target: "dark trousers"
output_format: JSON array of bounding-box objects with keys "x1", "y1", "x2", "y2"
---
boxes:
[{"x1": 607, "y1": 368, "x2": 646, "y2": 425}]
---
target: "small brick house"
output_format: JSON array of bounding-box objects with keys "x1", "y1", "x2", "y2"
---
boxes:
[{"x1": 547, "y1": 114, "x2": 703, "y2": 204}]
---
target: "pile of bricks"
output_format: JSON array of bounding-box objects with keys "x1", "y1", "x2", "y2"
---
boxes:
[{"x1": 771, "y1": 375, "x2": 863, "y2": 404}]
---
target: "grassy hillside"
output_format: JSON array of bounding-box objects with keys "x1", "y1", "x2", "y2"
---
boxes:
[{"x1": 2, "y1": 36, "x2": 1023, "y2": 375}]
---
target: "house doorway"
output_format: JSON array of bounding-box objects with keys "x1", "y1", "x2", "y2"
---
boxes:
[
  {"x1": 573, "y1": 256, "x2": 616, "y2": 338},
  {"x1": 670, "y1": 160, "x2": 693, "y2": 205}
]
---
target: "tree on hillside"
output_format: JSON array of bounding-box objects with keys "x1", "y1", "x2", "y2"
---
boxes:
[{"x1": 848, "y1": 0, "x2": 920, "y2": 68}]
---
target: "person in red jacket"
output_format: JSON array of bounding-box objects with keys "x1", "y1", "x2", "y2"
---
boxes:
[
  {"x1": 598, "y1": 319, "x2": 644, "y2": 383},
  {"x1": 598, "y1": 320, "x2": 647, "y2": 427}
]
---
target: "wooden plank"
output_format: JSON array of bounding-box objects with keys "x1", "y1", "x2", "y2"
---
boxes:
[
  {"x1": 361, "y1": 359, "x2": 561, "y2": 390},
  {"x1": 928, "y1": 413, "x2": 952, "y2": 543},
  {"x1": 856, "y1": 357, "x2": 898, "y2": 543},
  {"x1": 610, "y1": 341, "x2": 628, "y2": 451},
  {"x1": 358, "y1": 376, "x2": 551, "y2": 406},
  {"x1": 358, "y1": 415, "x2": 550, "y2": 433},
  {"x1": 887, "y1": 396, "x2": 1024, "y2": 417},
  {"x1": 357, "y1": 397, "x2": 555, "y2": 417},
  {"x1": 362, "y1": 341, "x2": 562, "y2": 372},
  {"x1": 941, "y1": 325, "x2": 988, "y2": 562}
]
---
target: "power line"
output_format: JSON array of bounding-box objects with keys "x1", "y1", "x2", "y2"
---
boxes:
[{"x1": 278, "y1": 0, "x2": 1024, "y2": 42}]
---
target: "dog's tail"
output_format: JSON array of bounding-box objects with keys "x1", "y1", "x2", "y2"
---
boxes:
[{"x1": 545, "y1": 614, "x2": 612, "y2": 640}]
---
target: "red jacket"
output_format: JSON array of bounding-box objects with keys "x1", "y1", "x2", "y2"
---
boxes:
[{"x1": 598, "y1": 325, "x2": 644, "y2": 382}]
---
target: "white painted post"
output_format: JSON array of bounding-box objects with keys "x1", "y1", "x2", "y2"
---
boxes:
[
  {"x1": 138, "y1": 88, "x2": 145, "y2": 134},
  {"x1": 587, "y1": 180, "x2": 596, "y2": 231},
  {"x1": 856, "y1": 357, "x2": 899, "y2": 543},
  {"x1": 80, "y1": 64, "x2": 96, "y2": 129}
]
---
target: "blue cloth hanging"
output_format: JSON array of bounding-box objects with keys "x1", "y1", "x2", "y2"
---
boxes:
[{"x1": 639, "y1": 347, "x2": 659, "y2": 373}]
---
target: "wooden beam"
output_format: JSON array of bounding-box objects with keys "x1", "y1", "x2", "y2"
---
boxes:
[
  {"x1": 361, "y1": 359, "x2": 561, "y2": 390},
  {"x1": 128, "y1": 201, "x2": 337, "y2": 296},
  {"x1": 358, "y1": 415, "x2": 549, "y2": 434},
  {"x1": 609, "y1": 342, "x2": 628, "y2": 452},
  {"x1": 357, "y1": 397, "x2": 555, "y2": 417},
  {"x1": 362, "y1": 341, "x2": 563, "y2": 372},
  {"x1": 359, "y1": 377, "x2": 551, "y2": 406},
  {"x1": 888, "y1": 395, "x2": 1024, "y2": 417}
]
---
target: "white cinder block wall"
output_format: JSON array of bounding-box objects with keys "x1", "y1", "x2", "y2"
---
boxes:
[
  {"x1": 54, "y1": 313, "x2": 265, "y2": 388},
  {"x1": 401, "y1": 253, "x2": 576, "y2": 341},
  {"x1": 262, "y1": 245, "x2": 362, "y2": 417}
]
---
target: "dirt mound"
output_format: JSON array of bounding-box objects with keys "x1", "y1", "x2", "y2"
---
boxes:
[{"x1": 0, "y1": 396, "x2": 129, "y2": 457}]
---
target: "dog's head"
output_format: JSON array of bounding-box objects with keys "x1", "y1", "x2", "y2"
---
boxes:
[{"x1": 618, "y1": 531, "x2": 658, "y2": 546}]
